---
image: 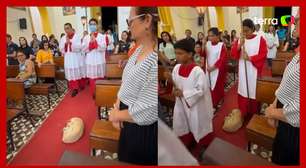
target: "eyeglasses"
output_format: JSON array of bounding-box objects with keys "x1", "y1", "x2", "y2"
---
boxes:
[{"x1": 126, "y1": 14, "x2": 146, "y2": 27}]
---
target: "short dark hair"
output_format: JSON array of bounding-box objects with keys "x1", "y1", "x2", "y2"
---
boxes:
[
  {"x1": 89, "y1": 18, "x2": 98, "y2": 24},
  {"x1": 64, "y1": 23, "x2": 72, "y2": 28},
  {"x1": 6, "y1": 34, "x2": 12, "y2": 39},
  {"x1": 243, "y1": 19, "x2": 255, "y2": 31},
  {"x1": 185, "y1": 29, "x2": 192, "y2": 33},
  {"x1": 32, "y1": 33, "x2": 37, "y2": 37},
  {"x1": 174, "y1": 38, "x2": 195, "y2": 55},
  {"x1": 16, "y1": 48, "x2": 26, "y2": 55},
  {"x1": 39, "y1": 40, "x2": 50, "y2": 49},
  {"x1": 208, "y1": 27, "x2": 219, "y2": 36}
]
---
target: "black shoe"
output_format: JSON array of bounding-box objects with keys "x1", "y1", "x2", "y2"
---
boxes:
[{"x1": 71, "y1": 89, "x2": 78, "y2": 97}]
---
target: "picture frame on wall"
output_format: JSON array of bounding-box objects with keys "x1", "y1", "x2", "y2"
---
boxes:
[{"x1": 63, "y1": 7, "x2": 76, "y2": 16}]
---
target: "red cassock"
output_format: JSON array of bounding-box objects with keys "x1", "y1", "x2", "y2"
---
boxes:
[{"x1": 231, "y1": 34, "x2": 268, "y2": 118}]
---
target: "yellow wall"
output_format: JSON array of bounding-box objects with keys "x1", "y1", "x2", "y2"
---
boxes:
[
  {"x1": 37, "y1": 7, "x2": 52, "y2": 35},
  {"x1": 215, "y1": 7, "x2": 224, "y2": 31},
  {"x1": 263, "y1": 7, "x2": 274, "y2": 31}
]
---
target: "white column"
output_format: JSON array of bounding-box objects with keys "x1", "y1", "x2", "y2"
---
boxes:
[{"x1": 117, "y1": 7, "x2": 131, "y2": 40}]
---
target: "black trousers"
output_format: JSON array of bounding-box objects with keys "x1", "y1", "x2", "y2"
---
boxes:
[
  {"x1": 118, "y1": 102, "x2": 157, "y2": 165},
  {"x1": 272, "y1": 100, "x2": 300, "y2": 165}
]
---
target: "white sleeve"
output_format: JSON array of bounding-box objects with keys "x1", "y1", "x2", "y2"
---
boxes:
[
  {"x1": 182, "y1": 67, "x2": 207, "y2": 107},
  {"x1": 71, "y1": 35, "x2": 82, "y2": 52},
  {"x1": 59, "y1": 36, "x2": 66, "y2": 54},
  {"x1": 97, "y1": 35, "x2": 107, "y2": 52},
  {"x1": 81, "y1": 35, "x2": 90, "y2": 53}
]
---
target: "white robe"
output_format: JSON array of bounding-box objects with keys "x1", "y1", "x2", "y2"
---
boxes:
[
  {"x1": 206, "y1": 41, "x2": 223, "y2": 90},
  {"x1": 82, "y1": 33, "x2": 107, "y2": 79},
  {"x1": 172, "y1": 65, "x2": 213, "y2": 142},
  {"x1": 265, "y1": 33, "x2": 279, "y2": 59},
  {"x1": 238, "y1": 35, "x2": 261, "y2": 99},
  {"x1": 59, "y1": 34, "x2": 85, "y2": 81}
]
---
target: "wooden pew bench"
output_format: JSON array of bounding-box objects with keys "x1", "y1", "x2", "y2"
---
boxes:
[
  {"x1": 54, "y1": 56, "x2": 66, "y2": 80},
  {"x1": 106, "y1": 54, "x2": 128, "y2": 64},
  {"x1": 105, "y1": 63, "x2": 123, "y2": 79},
  {"x1": 6, "y1": 65, "x2": 19, "y2": 78},
  {"x1": 201, "y1": 138, "x2": 275, "y2": 165},
  {"x1": 276, "y1": 51, "x2": 294, "y2": 61},
  {"x1": 271, "y1": 59, "x2": 289, "y2": 77},
  {"x1": 6, "y1": 78, "x2": 35, "y2": 151},
  {"x1": 89, "y1": 120, "x2": 120, "y2": 155},
  {"x1": 28, "y1": 64, "x2": 59, "y2": 109},
  {"x1": 246, "y1": 77, "x2": 281, "y2": 151}
]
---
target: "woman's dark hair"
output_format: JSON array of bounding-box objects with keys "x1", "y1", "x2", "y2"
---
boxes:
[
  {"x1": 89, "y1": 18, "x2": 98, "y2": 24},
  {"x1": 60, "y1": 33, "x2": 65, "y2": 38},
  {"x1": 39, "y1": 40, "x2": 50, "y2": 50},
  {"x1": 208, "y1": 27, "x2": 219, "y2": 36},
  {"x1": 242, "y1": 19, "x2": 255, "y2": 32},
  {"x1": 268, "y1": 24, "x2": 276, "y2": 36},
  {"x1": 161, "y1": 31, "x2": 173, "y2": 47},
  {"x1": 135, "y1": 7, "x2": 159, "y2": 38},
  {"x1": 121, "y1": 30, "x2": 131, "y2": 42},
  {"x1": 41, "y1": 35, "x2": 49, "y2": 42},
  {"x1": 19, "y1": 37, "x2": 29, "y2": 47},
  {"x1": 195, "y1": 41, "x2": 202, "y2": 47},
  {"x1": 231, "y1": 29, "x2": 237, "y2": 42},
  {"x1": 174, "y1": 38, "x2": 195, "y2": 55},
  {"x1": 49, "y1": 34, "x2": 55, "y2": 40},
  {"x1": 197, "y1": 32, "x2": 204, "y2": 40}
]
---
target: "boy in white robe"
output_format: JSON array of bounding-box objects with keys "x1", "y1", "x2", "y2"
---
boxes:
[{"x1": 170, "y1": 39, "x2": 214, "y2": 160}]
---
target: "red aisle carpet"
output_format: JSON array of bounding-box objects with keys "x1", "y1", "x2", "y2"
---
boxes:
[{"x1": 10, "y1": 87, "x2": 97, "y2": 165}]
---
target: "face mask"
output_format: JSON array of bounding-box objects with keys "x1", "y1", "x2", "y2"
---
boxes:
[{"x1": 89, "y1": 25, "x2": 97, "y2": 33}]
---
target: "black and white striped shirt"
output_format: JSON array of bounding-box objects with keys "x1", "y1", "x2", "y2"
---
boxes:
[
  {"x1": 275, "y1": 54, "x2": 300, "y2": 127},
  {"x1": 118, "y1": 46, "x2": 158, "y2": 125}
]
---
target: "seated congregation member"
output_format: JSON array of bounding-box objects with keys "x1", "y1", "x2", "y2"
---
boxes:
[
  {"x1": 114, "y1": 31, "x2": 131, "y2": 54},
  {"x1": 171, "y1": 38, "x2": 214, "y2": 160},
  {"x1": 193, "y1": 42, "x2": 203, "y2": 66},
  {"x1": 184, "y1": 29, "x2": 196, "y2": 47},
  {"x1": 16, "y1": 49, "x2": 37, "y2": 89},
  {"x1": 59, "y1": 23, "x2": 86, "y2": 97},
  {"x1": 231, "y1": 19, "x2": 267, "y2": 121},
  {"x1": 7, "y1": 34, "x2": 19, "y2": 65},
  {"x1": 36, "y1": 40, "x2": 54, "y2": 67},
  {"x1": 19, "y1": 37, "x2": 35, "y2": 60},
  {"x1": 203, "y1": 27, "x2": 227, "y2": 108},
  {"x1": 230, "y1": 29, "x2": 239, "y2": 44},
  {"x1": 49, "y1": 34, "x2": 60, "y2": 57},
  {"x1": 108, "y1": 7, "x2": 158, "y2": 165},
  {"x1": 159, "y1": 31, "x2": 176, "y2": 65},
  {"x1": 82, "y1": 18, "x2": 107, "y2": 98},
  {"x1": 30, "y1": 33, "x2": 41, "y2": 55},
  {"x1": 196, "y1": 32, "x2": 205, "y2": 46},
  {"x1": 282, "y1": 30, "x2": 299, "y2": 52},
  {"x1": 265, "y1": 25, "x2": 279, "y2": 67},
  {"x1": 265, "y1": 13, "x2": 300, "y2": 166}
]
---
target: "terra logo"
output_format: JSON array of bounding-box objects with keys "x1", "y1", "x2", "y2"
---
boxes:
[
  {"x1": 280, "y1": 15, "x2": 295, "y2": 26},
  {"x1": 253, "y1": 15, "x2": 295, "y2": 27}
]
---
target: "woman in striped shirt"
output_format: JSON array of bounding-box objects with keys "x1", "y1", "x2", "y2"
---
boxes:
[
  {"x1": 264, "y1": 14, "x2": 300, "y2": 165},
  {"x1": 108, "y1": 7, "x2": 158, "y2": 165}
]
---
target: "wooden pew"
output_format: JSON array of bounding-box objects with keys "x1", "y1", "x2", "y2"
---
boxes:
[
  {"x1": 256, "y1": 76, "x2": 282, "y2": 104},
  {"x1": 106, "y1": 54, "x2": 128, "y2": 64},
  {"x1": 91, "y1": 80, "x2": 122, "y2": 155},
  {"x1": 54, "y1": 56, "x2": 66, "y2": 80},
  {"x1": 201, "y1": 138, "x2": 275, "y2": 165},
  {"x1": 28, "y1": 64, "x2": 58, "y2": 108},
  {"x1": 105, "y1": 63, "x2": 123, "y2": 79},
  {"x1": 271, "y1": 59, "x2": 288, "y2": 77},
  {"x1": 6, "y1": 78, "x2": 34, "y2": 151},
  {"x1": 59, "y1": 150, "x2": 132, "y2": 165},
  {"x1": 89, "y1": 120, "x2": 120, "y2": 154},
  {"x1": 6, "y1": 65, "x2": 19, "y2": 78},
  {"x1": 276, "y1": 51, "x2": 294, "y2": 61},
  {"x1": 246, "y1": 77, "x2": 281, "y2": 151}
]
